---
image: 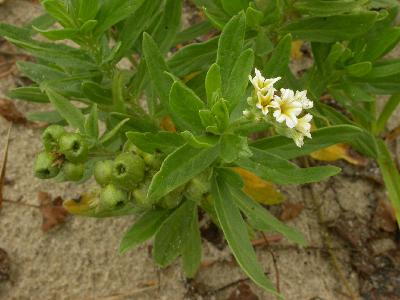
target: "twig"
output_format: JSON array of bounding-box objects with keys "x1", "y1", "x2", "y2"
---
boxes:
[
  {"x1": 0, "y1": 125, "x2": 11, "y2": 210},
  {"x1": 262, "y1": 232, "x2": 281, "y2": 296}
]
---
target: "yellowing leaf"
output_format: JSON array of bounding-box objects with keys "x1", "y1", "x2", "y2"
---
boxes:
[
  {"x1": 63, "y1": 192, "x2": 99, "y2": 216},
  {"x1": 291, "y1": 40, "x2": 303, "y2": 60},
  {"x1": 233, "y1": 167, "x2": 285, "y2": 205},
  {"x1": 160, "y1": 116, "x2": 176, "y2": 132},
  {"x1": 310, "y1": 143, "x2": 367, "y2": 166}
]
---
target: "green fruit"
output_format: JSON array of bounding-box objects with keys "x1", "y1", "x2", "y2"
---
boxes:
[
  {"x1": 63, "y1": 162, "x2": 84, "y2": 181},
  {"x1": 186, "y1": 174, "x2": 210, "y2": 201},
  {"x1": 159, "y1": 186, "x2": 184, "y2": 209},
  {"x1": 100, "y1": 184, "x2": 128, "y2": 209},
  {"x1": 112, "y1": 152, "x2": 145, "y2": 188},
  {"x1": 42, "y1": 125, "x2": 65, "y2": 152},
  {"x1": 59, "y1": 132, "x2": 88, "y2": 163},
  {"x1": 122, "y1": 141, "x2": 144, "y2": 156},
  {"x1": 34, "y1": 151, "x2": 60, "y2": 179},
  {"x1": 133, "y1": 180, "x2": 152, "y2": 208},
  {"x1": 142, "y1": 153, "x2": 162, "y2": 170},
  {"x1": 93, "y1": 160, "x2": 113, "y2": 186}
]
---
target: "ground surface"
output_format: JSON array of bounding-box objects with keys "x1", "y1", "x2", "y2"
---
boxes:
[{"x1": 0, "y1": 1, "x2": 399, "y2": 300}]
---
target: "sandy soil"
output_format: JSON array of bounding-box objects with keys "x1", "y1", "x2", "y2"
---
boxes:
[{"x1": 0, "y1": 1, "x2": 399, "y2": 300}]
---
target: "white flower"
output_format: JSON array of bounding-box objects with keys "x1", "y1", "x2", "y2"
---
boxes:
[
  {"x1": 256, "y1": 89, "x2": 274, "y2": 115},
  {"x1": 248, "y1": 68, "x2": 281, "y2": 94},
  {"x1": 295, "y1": 113, "x2": 312, "y2": 138},
  {"x1": 271, "y1": 88, "x2": 302, "y2": 128},
  {"x1": 294, "y1": 90, "x2": 313, "y2": 109},
  {"x1": 292, "y1": 131, "x2": 305, "y2": 148}
]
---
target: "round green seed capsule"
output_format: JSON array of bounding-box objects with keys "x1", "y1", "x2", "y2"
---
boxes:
[
  {"x1": 93, "y1": 160, "x2": 113, "y2": 186},
  {"x1": 59, "y1": 132, "x2": 88, "y2": 163},
  {"x1": 142, "y1": 153, "x2": 162, "y2": 170},
  {"x1": 159, "y1": 186, "x2": 184, "y2": 209},
  {"x1": 34, "y1": 151, "x2": 60, "y2": 179},
  {"x1": 112, "y1": 152, "x2": 145, "y2": 189},
  {"x1": 63, "y1": 162, "x2": 84, "y2": 181},
  {"x1": 133, "y1": 180, "x2": 152, "y2": 208},
  {"x1": 42, "y1": 125, "x2": 66, "y2": 152},
  {"x1": 99, "y1": 184, "x2": 128, "y2": 209}
]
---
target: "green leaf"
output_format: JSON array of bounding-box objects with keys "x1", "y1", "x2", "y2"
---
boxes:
[
  {"x1": 76, "y1": 0, "x2": 99, "y2": 21},
  {"x1": 281, "y1": 12, "x2": 378, "y2": 42},
  {"x1": 293, "y1": 0, "x2": 367, "y2": 17},
  {"x1": 169, "y1": 37, "x2": 218, "y2": 78},
  {"x1": 169, "y1": 81, "x2": 205, "y2": 133},
  {"x1": 221, "y1": 134, "x2": 251, "y2": 163},
  {"x1": 205, "y1": 63, "x2": 222, "y2": 106},
  {"x1": 220, "y1": 169, "x2": 306, "y2": 246},
  {"x1": 118, "y1": 0, "x2": 159, "y2": 58},
  {"x1": 142, "y1": 32, "x2": 173, "y2": 109},
  {"x1": 84, "y1": 104, "x2": 99, "y2": 139},
  {"x1": 45, "y1": 88, "x2": 85, "y2": 132},
  {"x1": 174, "y1": 20, "x2": 213, "y2": 45},
  {"x1": 42, "y1": 0, "x2": 75, "y2": 28},
  {"x1": 365, "y1": 59, "x2": 400, "y2": 79},
  {"x1": 211, "y1": 99, "x2": 230, "y2": 132},
  {"x1": 375, "y1": 94, "x2": 400, "y2": 134},
  {"x1": 221, "y1": 0, "x2": 249, "y2": 15},
  {"x1": 151, "y1": 0, "x2": 183, "y2": 53},
  {"x1": 237, "y1": 148, "x2": 341, "y2": 185},
  {"x1": 148, "y1": 144, "x2": 220, "y2": 203},
  {"x1": 225, "y1": 49, "x2": 254, "y2": 111},
  {"x1": 81, "y1": 81, "x2": 113, "y2": 105},
  {"x1": 211, "y1": 175, "x2": 280, "y2": 297},
  {"x1": 246, "y1": 7, "x2": 264, "y2": 28},
  {"x1": 17, "y1": 61, "x2": 66, "y2": 83},
  {"x1": 153, "y1": 199, "x2": 197, "y2": 267},
  {"x1": 345, "y1": 61, "x2": 372, "y2": 77},
  {"x1": 94, "y1": 0, "x2": 146, "y2": 35},
  {"x1": 27, "y1": 110, "x2": 64, "y2": 124},
  {"x1": 362, "y1": 27, "x2": 400, "y2": 61},
  {"x1": 34, "y1": 27, "x2": 78, "y2": 40},
  {"x1": 126, "y1": 131, "x2": 185, "y2": 154},
  {"x1": 376, "y1": 139, "x2": 400, "y2": 226},
  {"x1": 181, "y1": 131, "x2": 219, "y2": 148},
  {"x1": 7, "y1": 86, "x2": 49, "y2": 103},
  {"x1": 99, "y1": 118, "x2": 130, "y2": 145},
  {"x1": 252, "y1": 125, "x2": 373, "y2": 159},
  {"x1": 263, "y1": 33, "x2": 292, "y2": 78},
  {"x1": 182, "y1": 206, "x2": 201, "y2": 278},
  {"x1": 120, "y1": 209, "x2": 171, "y2": 254},
  {"x1": 216, "y1": 13, "x2": 246, "y2": 91}
]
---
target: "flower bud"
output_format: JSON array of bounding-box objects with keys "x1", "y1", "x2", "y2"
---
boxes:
[
  {"x1": 99, "y1": 184, "x2": 128, "y2": 209},
  {"x1": 42, "y1": 125, "x2": 66, "y2": 152},
  {"x1": 186, "y1": 175, "x2": 210, "y2": 201},
  {"x1": 112, "y1": 152, "x2": 145, "y2": 189},
  {"x1": 63, "y1": 162, "x2": 84, "y2": 181},
  {"x1": 93, "y1": 160, "x2": 113, "y2": 186},
  {"x1": 34, "y1": 151, "x2": 60, "y2": 179},
  {"x1": 59, "y1": 132, "x2": 88, "y2": 163}
]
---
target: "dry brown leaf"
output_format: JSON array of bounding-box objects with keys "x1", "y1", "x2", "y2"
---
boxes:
[
  {"x1": 0, "y1": 125, "x2": 11, "y2": 210},
  {"x1": 0, "y1": 99, "x2": 27, "y2": 124},
  {"x1": 38, "y1": 191, "x2": 69, "y2": 232},
  {"x1": 233, "y1": 167, "x2": 285, "y2": 205},
  {"x1": 280, "y1": 202, "x2": 304, "y2": 221},
  {"x1": 291, "y1": 40, "x2": 304, "y2": 60},
  {"x1": 227, "y1": 283, "x2": 259, "y2": 300},
  {"x1": 373, "y1": 198, "x2": 397, "y2": 233},
  {"x1": 160, "y1": 116, "x2": 176, "y2": 132},
  {"x1": 310, "y1": 143, "x2": 368, "y2": 166},
  {"x1": 0, "y1": 248, "x2": 10, "y2": 282}
]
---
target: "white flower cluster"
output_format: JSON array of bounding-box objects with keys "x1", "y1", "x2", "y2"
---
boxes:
[{"x1": 246, "y1": 68, "x2": 314, "y2": 147}]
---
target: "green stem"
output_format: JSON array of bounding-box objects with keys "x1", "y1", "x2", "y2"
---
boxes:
[{"x1": 376, "y1": 138, "x2": 400, "y2": 227}]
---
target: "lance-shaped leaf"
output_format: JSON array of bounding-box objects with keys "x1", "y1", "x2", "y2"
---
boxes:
[
  {"x1": 216, "y1": 13, "x2": 246, "y2": 91},
  {"x1": 126, "y1": 131, "x2": 185, "y2": 154},
  {"x1": 120, "y1": 209, "x2": 171, "y2": 254},
  {"x1": 169, "y1": 81, "x2": 205, "y2": 133},
  {"x1": 263, "y1": 34, "x2": 292, "y2": 78},
  {"x1": 148, "y1": 144, "x2": 220, "y2": 203},
  {"x1": 45, "y1": 88, "x2": 85, "y2": 132},
  {"x1": 211, "y1": 174, "x2": 281, "y2": 297},
  {"x1": 153, "y1": 199, "x2": 196, "y2": 267},
  {"x1": 237, "y1": 148, "x2": 340, "y2": 185}
]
